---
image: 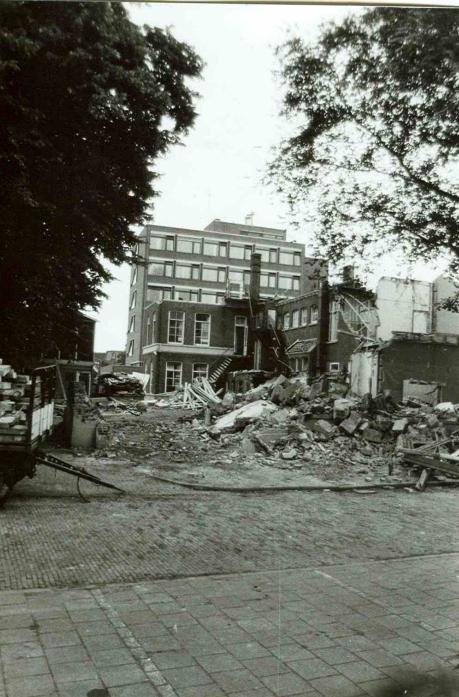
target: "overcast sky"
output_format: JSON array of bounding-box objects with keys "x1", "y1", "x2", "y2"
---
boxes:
[{"x1": 94, "y1": 2, "x2": 444, "y2": 352}]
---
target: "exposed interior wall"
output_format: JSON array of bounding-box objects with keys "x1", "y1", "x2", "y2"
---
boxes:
[
  {"x1": 380, "y1": 340, "x2": 459, "y2": 403},
  {"x1": 376, "y1": 277, "x2": 432, "y2": 341},
  {"x1": 433, "y1": 275, "x2": 459, "y2": 334}
]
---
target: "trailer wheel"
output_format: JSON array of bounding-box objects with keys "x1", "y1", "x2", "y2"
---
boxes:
[{"x1": 0, "y1": 476, "x2": 11, "y2": 508}]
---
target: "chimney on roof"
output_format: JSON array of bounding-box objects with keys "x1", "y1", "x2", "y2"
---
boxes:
[
  {"x1": 245, "y1": 212, "x2": 254, "y2": 226},
  {"x1": 249, "y1": 253, "x2": 261, "y2": 304},
  {"x1": 342, "y1": 265, "x2": 355, "y2": 284}
]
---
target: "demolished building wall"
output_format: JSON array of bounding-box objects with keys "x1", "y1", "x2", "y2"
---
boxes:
[
  {"x1": 376, "y1": 277, "x2": 432, "y2": 340},
  {"x1": 380, "y1": 336, "x2": 459, "y2": 404},
  {"x1": 432, "y1": 275, "x2": 459, "y2": 335}
]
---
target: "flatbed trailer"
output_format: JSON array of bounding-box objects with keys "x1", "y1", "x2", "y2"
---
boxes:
[
  {"x1": 0, "y1": 365, "x2": 56, "y2": 505},
  {"x1": 0, "y1": 364, "x2": 125, "y2": 507}
]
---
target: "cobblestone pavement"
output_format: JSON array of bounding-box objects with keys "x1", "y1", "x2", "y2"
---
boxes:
[
  {"x1": 0, "y1": 554, "x2": 458, "y2": 697},
  {"x1": 0, "y1": 487, "x2": 458, "y2": 590}
]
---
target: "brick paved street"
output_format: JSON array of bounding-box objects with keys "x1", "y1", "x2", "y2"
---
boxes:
[
  {"x1": 1, "y1": 481, "x2": 458, "y2": 696},
  {"x1": 0, "y1": 554, "x2": 458, "y2": 697},
  {"x1": 0, "y1": 487, "x2": 458, "y2": 590}
]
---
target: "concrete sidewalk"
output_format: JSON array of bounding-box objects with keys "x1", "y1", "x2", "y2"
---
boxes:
[{"x1": 0, "y1": 553, "x2": 458, "y2": 697}]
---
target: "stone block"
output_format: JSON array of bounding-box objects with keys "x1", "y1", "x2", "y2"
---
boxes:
[
  {"x1": 339, "y1": 412, "x2": 361, "y2": 436},
  {"x1": 392, "y1": 418, "x2": 409, "y2": 434},
  {"x1": 362, "y1": 427, "x2": 383, "y2": 443}
]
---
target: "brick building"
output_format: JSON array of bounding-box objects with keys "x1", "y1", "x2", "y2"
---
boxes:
[
  {"x1": 141, "y1": 252, "x2": 284, "y2": 394},
  {"x1": 276, "y1": 267, "x2": 377, "y2": 381},
  {"x1": 125, "y1": 217, "x2": 308, "y2": 366}
]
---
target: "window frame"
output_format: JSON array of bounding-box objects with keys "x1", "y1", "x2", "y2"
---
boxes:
[
  {"x1": 194, "y1": 313, "x2": 211, "y2": 346},
  {"x1": 291, "y1": 309, "x2": 299, "y2": 328},
  {"x1": 310, "y1": 305, "x2": 319, "y2": 325},
  {"x1": 165, "y1": 362, "x2": 183, "y2": 392},
  {"x1": 192, "y1": 363, "x2": 209, "y2": 382},
  {"x1": 167, "y1": 310, "x2": 185, "y2": 344},
  {"x1": 300, "y1": 308, "x2": 309, "y2": 326}
]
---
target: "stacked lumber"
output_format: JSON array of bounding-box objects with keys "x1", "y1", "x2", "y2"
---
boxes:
[
  {"x1": 182, "y1": 378, "x2": 222, "y2": 409},
  {"x1": 401, "y1": 429, "x2": 459, "y2": 484},
  {"x1": 0, "y1": 360, "x2": 33, "y2": 443}
]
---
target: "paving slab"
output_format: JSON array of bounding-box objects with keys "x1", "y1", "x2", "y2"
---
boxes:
[{"x1": 0, "y1": 554, "x2": 458, "y2": 697}]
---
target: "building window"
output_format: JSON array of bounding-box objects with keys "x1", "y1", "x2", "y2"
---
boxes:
[
  {"x1": 194, "y1": 313, "x2": 210, "y2": 345},
  {"x1": 268, "y1": 273, "x2": 277, "y2": 288},
  {"x1": 177, "y1": 237, "x2": 200, "y2": 254},
  {"x1": 130, "y1": 291, "x2": 136, "y2": 309},
  {"x1": 127, "y1": 339, "x2": 134, "y2": 357},
  {"x1": 284, "y1": 313, "x2": 291, "y2": 329},
  {"x1": 292, "y1": 276, "x2": 300, "y2": 292},
  {"x1": 165, "y1": 362, "x2": 182, "y2": 392},
  {"x1": 301, "y1": 357, "x2": 308, "y2": 371},
  {"x1": 128, "y1": 315, "x2": 135, "y2": 333},
  {"x1": 202, "y1": 266, "x2": 219, "y2": 282},
  {"x1": 168, "y1": 311, "x2": 184, "y2": 344},
  {"x1": 219, "y1": 242, "x2": 228, "y2": 257},
  {"x1": 234, "y1": 316, "x2": 248, "y2": 355},
  {"x1": 150, "y1": 235, "x2": 174, "y2": 251},
  {"x1": 278, "y1": 276, "x2": 293, "y2": 290},
  {"x1": 131, "y1": 266, "x2": 137, "y2": 285},
  {"x1": 293, "y1": 252, "x2": 301, "y2": 266},
  {"x1": 329, "y1": 362, "x2": 340, "y2": 373},
  {"x1": 244, "y1": 245, "x2": 253, "y2": 261},
  {"x1": 258, "y1": 248, "x2": 270, "y2": 263},
  {"x1": 163, "y1": 288, "x2": 173, "y2": 300},
  {"x1": 149, "y1": 261, "x2": 173, "y2": 277},
  {"x1": 176, "y1": 288, "x2": 199, "y2": 302},
  {"x1": 292, "y1": 309, "x2": 299, "y2": 328},
  {"x1": 269, "y1": 248, "x2": 278, "y2": 263},
  {"x1": 243, "y1": 270, "x2": 251, "y2": 287},
  {"x1": 216, "y1": 293, "x2": 225, "y2": 304},
  {"x1": 260, "y1": 273, "x2": 268, "y2": 287},
  {"x1": 329, "y1": 300, "x2": 339, "y2": 341},
  {"x1": 175, "y1": 264, "x2": 191, "y2": 279},
  {"x1": 146, "y1": 313, "x2": 155, "y2": 344},
  {"x1": 203, "y1": 241, "x2": 219, "y2": 256},
  {"x1": 217, "y1": 268, "x2": 226, "y2": 283},
  {"x1": 310, "y1": 305, "x2": 319, "y2": 324},
  {"x1": 231, "y1": 244, "x2": 245, "y2": 260},
  {"x1": 201, "y1": 291, "x2": 217, "y2": 304},
  {"x1": 301, "y1": 307, "x2": 308, "y2": 326},
  {"x1": 229, "y1": 270, "x2": 244, "y2": 284},
  {"x1": 279, "y1": 251, "x2": 294, "y2": 265},
  {"x1": 192, "y1": 363, "x2": 209, "y2": 381},
  {"x1": 191, "y1": 264, "x2": 200, "y2": 280},
  {"x1": 146, "y1": 317, "x2": 151, "y2": 345}
]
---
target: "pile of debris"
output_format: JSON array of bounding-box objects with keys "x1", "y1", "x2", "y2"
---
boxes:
[
  {"x1": 198, "y1": 374, "x2": 459, "y2": 481},
  {"x1": 0, "y1": 361, "x2": 32, "y2": 442},
  {"x1": 97, "y1": 372, "x2": 145, "y2": 397}
]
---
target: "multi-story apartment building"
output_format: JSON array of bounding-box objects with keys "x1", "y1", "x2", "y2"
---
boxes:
[{"x1": 126, "y1": 217, "x2": 308, "y2": 366}]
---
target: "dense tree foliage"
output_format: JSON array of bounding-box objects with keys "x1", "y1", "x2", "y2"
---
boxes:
[
  {"x1": 0, "y1": 2, "x2": 202, "y2": 365},
  {"x1": 270, "y1": 8, "x2": 459, "y2": 295}
]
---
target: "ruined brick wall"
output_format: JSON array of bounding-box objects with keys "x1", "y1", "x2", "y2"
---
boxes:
[{"x1": 381, "y1": 340, "x2": 459, "y2": 402}]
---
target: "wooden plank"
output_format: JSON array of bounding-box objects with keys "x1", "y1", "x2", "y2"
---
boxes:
[{"x1": 403, "y1": 452, "x2": 459, "y2": 478}]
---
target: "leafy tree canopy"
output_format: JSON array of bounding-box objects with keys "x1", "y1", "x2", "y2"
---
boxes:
[
  {"x1": 0, "y1": 2, "x2": 202, "y2": 366},
  {"x1": 269, "y1": 8, "x2": 459, "y2": 300}
]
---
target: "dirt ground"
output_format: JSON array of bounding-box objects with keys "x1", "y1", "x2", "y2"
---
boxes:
[{"x1": 34, "y1": 406, "x2": 423, "y2": 493}]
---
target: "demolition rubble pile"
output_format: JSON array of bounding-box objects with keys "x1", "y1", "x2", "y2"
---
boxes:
[
  {"x1": 0, "y1": 361, "x2": 33, "y2": 442},
  {"x1": 197, "y1": 375, "x2": 459, "y2": 478}
]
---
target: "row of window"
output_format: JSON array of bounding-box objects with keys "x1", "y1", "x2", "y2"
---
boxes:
[
  {"x1": 166, "y1": 311, "x2": 211, "y2": 345},
  {"x1": 150, "y1": 234, "x2": 302, "y2": 266},
  {"x1": 288, "y1": 358, "x2": 340, "y2": 374},
  {"x1": 146, "y1": 286, "x2": 225, "y2": 305},
  {"x1": 148, "y1": 261, "x2": 300, "y2": 291},
  {"x1": 165, "y1": 362, "x2": 208, "y2": 392},
  {"x1": 280, "y1": 305, "x2": 319, "y2": 330}
]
